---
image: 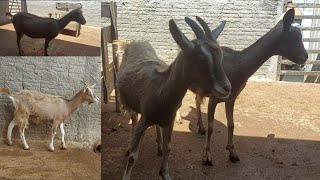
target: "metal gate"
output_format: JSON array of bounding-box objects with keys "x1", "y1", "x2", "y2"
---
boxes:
[{"x1": 277, "y1": 0, "x2": 320, "y2": 83}]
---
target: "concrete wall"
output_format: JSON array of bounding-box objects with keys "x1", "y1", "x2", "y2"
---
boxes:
[
  {"x1": 106, "y1": 0, "x2": 284, "y2": 81},
  {"x1": 27, "y1": 0, "x2": 101, "y2": 27},
  {"x1": 0, "y1": 56, "x2": 101, "y2": 148}
]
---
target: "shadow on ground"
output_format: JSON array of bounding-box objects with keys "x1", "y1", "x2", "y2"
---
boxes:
[
  {"x1": 0, "y1": 25, "x2": 100, "y2": 56},
  {"x1": 102, "y1": 82, "x2": 320, "y2": 180}
]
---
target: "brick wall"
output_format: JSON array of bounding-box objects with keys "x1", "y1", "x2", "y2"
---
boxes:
[
  {"x1": 0, "y1": 56, "x2": 101, "y2": 148},
  {"x1": 109, "y1": 0, "x2": 284, "y2": 81}
]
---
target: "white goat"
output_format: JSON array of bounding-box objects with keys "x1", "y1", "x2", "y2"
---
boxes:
[{"x1": 0, "y1": 83, "x2": 99, "y2": 151}]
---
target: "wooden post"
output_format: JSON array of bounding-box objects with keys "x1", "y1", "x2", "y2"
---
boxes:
[
  {"x1": 110, "y1": 2, "x2": 121, "y2": 113},
  {"x1": 101, "y1": 27, "x2": 109, "y2": 104}
]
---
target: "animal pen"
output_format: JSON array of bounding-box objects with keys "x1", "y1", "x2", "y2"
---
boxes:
[
  {"x1": 278, "y1": 0, "x2": 320, "y2": 82},
  {"x1": 103, "y1": 0, "x2": 320, "y2": 179}
]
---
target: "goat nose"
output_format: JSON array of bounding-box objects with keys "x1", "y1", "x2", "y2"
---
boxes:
[{"x1": 305, "y1": 53, "x2": 309, "y2": 59}]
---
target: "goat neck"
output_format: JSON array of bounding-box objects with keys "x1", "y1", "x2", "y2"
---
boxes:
[
  {"x1": 57, "y1": 11, "x2": 75, "y2": 30},
  {"x1": 236, "y1": 30, "x2": 276, "y2": 80},
  {"x1": 66, "y1": 89, "x2": 86, "y2": 114},
  {"x1": 157, "y1": 53, "x2": 188, "y2": 109}
]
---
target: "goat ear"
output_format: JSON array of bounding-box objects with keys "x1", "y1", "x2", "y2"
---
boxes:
[
  {"x1": 211, "y1": 20, "x2": 226, "y2": 40},
  {"x1": 169, "y1": 19, "x2": 194, "y2": 50},
  {"x1": 283, "y1": 8, "x2": 295, "y2": 33}
]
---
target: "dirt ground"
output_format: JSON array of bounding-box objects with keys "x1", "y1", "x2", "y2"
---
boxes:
[
  {"x1": 102, "y1": 81, "x2": 320, "y2": 180},
  {"x1": 0, "y1": 141, "x2": 101, "y2": 180},
  {"x1": 0, "y1": 23, "x2": 100, "y2": 56}
]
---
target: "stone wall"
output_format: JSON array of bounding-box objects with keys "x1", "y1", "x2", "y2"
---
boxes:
[{"x1": 0, "y1": 56, "x2": 101, "y2": 148}]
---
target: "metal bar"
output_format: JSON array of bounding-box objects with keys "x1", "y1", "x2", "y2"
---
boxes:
[
  {"x1": 295, "y1": 15, "x2": 320, "y2": 19},
  {"x1": 288, "y1": 3, "x2": 320, "y2": 8},
  {"x1": 303, "y1": 38, "x2": 320, "y2": 42},
  {"x1": 279, "y1": 71, "x2": 320, "y2": 75},
  {"x1": 281, "y1": 60, "x2": 320, "y2": 65},
  {"x1": 299, "y1": 26, "x2": 320, "y2": 31},
  {"x1": 307, "y1": 49, "x2": 320, "y2": 53}
]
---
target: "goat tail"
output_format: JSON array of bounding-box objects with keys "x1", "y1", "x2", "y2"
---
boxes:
[
  {"x1": 0, "y1": 87, "x2": 12, "y2": 96},
  {"x1": 6, "y1": 12, "x2": 13, "y2": 19}
]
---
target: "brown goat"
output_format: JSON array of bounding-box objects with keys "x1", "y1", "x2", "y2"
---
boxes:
[
  {"x1": 118, "y1": 17, "x2": 231, "y2": 180},
  {"x1": 0, "y1": 84, "x2": 99, "y2": 151}
]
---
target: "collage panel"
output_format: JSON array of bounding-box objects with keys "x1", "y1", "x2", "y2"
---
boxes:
[
  {"x1": 0, "y1": 0, "x2": 102, "y2": 179},
  {"x1": 0, "y1": 0, "x2": 101, "y2": 56},
  {"x1": 102, "y1": 0, "x2": 320, "y2": 180},
  {"x1": 0, "y1": 56, "x2": 101, "y2": 179}
]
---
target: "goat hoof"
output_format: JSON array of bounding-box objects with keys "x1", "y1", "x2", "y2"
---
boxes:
[
  {"x1": 23, "y1": 146, "x2": 30, "y2": 150},
  {"x1": 202, "y1": 157, "x2": 213, "y2": 166},
  {"x1": 159, "y1": 170, "x2": 172, "y2": 180},
  {"x1": 19, "y1": 50, "x2": 24, "y2": 56},
  {"x1": 229, "y1": 155, "x2": 240, "y2": 163},
  {"x1": 7, "y1": 141, "x2": 12, "y2": 146},
  {"x1": 48, "y1": 146, "x2": 54, "y2": 152},
  {"x1": 157, "y1": 149, "x2": 163, "y2": 156},
  {"x1": 61, "y1": 146, "x2": 67, "y2": 150},
  {"x1": 198, "y1": 128, "x2": 206, "y2": 135},
  {"x1": 125, "y1": 149, "x2": 129, "y2": 156}
]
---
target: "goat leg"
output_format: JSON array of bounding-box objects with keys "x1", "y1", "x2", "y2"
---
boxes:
[
  {"x1": 196, "y1": 95, "x2": 206, "y2": 135},
  {"x1": 122, "y1": 116, "x2": 149, "y2": 180},
  {"x1": 225, "y1": 99, "x2": 240, "y2": 162},
  {"x1": 156, "y1": 125, "x2": 163, "y2": 156},
  {"x1": 126, "y1": 110, "x2": 138, "y2": 156},
  {"x1": 48, "y1": 124, "x2": 58, "y2": 152},
  {"x1": 17, "y1": 33, "x2": 24, "y2": 56},
  {"x1": 44, "y1": 38, "x2": 52, "y2": 56},
  {"x1": 202, "y1": 97, "x2": 217, "y2": 166},
  {"x1": 159, "y1": 120, "x2": 174, "y2": 180},
  {"x1": 19, "y1": 127, "x2": 29, "y2": 150},
  {"x1": 174, "y1": 109, "x2": 182, "y2": 125},
  {"x1": 60, "y1": 123, "x2": 67, "y2": 150},
  {"x1": 7, "y1": 120, "x2": 17, "y2": 146}
]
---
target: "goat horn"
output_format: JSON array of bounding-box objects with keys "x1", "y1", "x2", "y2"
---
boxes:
[
  {"x1": 185, "y1": 17, "x2": 205, "y2": 39},
  {"x1": 211, "y1": 20, "x2": 226, "y2": 40},
  {"x1": 196, "y1": 16, "x2": 213, "y2": 40}
]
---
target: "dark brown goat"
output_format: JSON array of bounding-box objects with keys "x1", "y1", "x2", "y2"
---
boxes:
[
  {"x1": 186, "y1": 9, "x2": 308, "y2": 166},
  {"x1": 6, "y1": 8, "x2": 86, "y2": 56},
  {"x1": 118, "y1": 17, "x2": 231, "y2": 180}
]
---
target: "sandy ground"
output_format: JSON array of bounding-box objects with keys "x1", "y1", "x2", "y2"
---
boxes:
[
  {"x1": 102, "y1": 81, "x2": 320, "y2": 180},
  {"x1": 0, "y1": 23, "x2": 100, "y2": 56},
  {"x1": 0, "y1": 140, "x2": 101, "y2": 180}
]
